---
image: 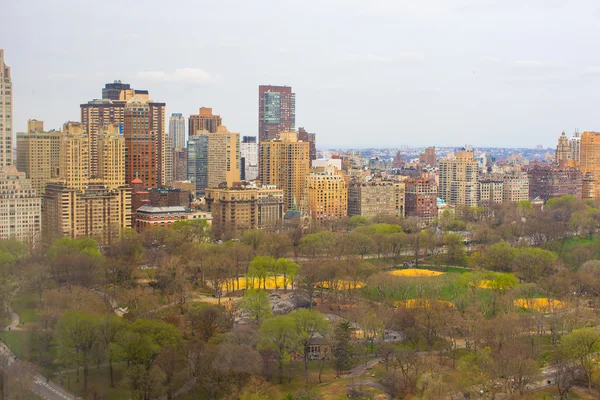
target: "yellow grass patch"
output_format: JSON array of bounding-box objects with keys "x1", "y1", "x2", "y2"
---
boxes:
[
  {"x1": 514, "y1": 298, "x2": 566, "y2": 312},
  {"x1": 220, "y1": 276, "x2": 290, "y2": 291},
  {"x1": 321, "y1": 280, "x2": 364, "y2": 290},
  {"x1": 470, "y1": 279, "x2": 493, "y2": 289},
  {"x1": 389, "y1": 268, "x2": 445, "y2": 277},
  {"x1": 394, "y1": 299, "x2": 454, "y2": 309}
]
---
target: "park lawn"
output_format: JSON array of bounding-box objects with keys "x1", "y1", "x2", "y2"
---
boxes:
[
  {"x1": 0, "y1": 330, "x2": 35, "y2": 360},
  {"x1": 11, "y1": 289, "x2": 40, "y2": 324},
  {"x1": 523, "y1": 386, "x2": 594, "y2": 399}
]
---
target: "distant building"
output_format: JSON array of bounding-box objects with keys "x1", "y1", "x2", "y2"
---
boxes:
[
  {"x1": 0, "y1": 166, "x2": 41, "y2": 244},
  {"x1": 102, "y1": 80, "x2": 132, "y2": 100},
  {"x1": 129, "y1": 178, "x2": 190, "y2": 225},
  {"x1": 134, "y1": 205, "x2": 211, "y2": 233},
  {"x1": 312, "y1": 159, "x2": 342, "y2": 170},
  {"x1": 123, "y1": 95, "x2": 168, "y2": 188},
  {"x1": 259, "y1": 131, "x2": 310, "y2": 211},
  {"x1": 205, "y1": 184, "x2": 284, "y2": 237},
  {"x1": 240, "y1": 136, "x2": 258, "y2": 181},
  {"x1": 0, "y1": 49, "x2": 13, "y2": 168},
  {"x1": 405, "y1": 173, "x2": 438, "y2": 223},
  {"x1": 438, "y1": 150, "x2": 479, "y2": 207},
  {"x1": 304, "y1": 166, "x2": 348, "y2": 223},
  {"x1": 419, "y1": 147, "x2": 436, "y2": 167},
  {"x1": 348, "y1": 179, "x2": 405, "y2": 218},
  {"x1": 477, "y1": 179, "x2": 503, "y2": 205},
  {"x1": 579, "y1": 131, "x2": 600, "y2": 198},
  {"x1": 169, "y1": 113, "x2": 186, "y2": 150},
  {"x1": 17, "y1": 121, "x2": 61, "y2": 194},
  {"x1": 259, "y1": 85, "x2": 295, "y2": 142},
  {"x1": 502, "y1": 174, "x2": 529, "y2": 203},
  {"x1": 555, "y1": 131, "x2": 580, "y2": 168},
  {"x1": 42, "y1": 182, "x2": 131, "y2": 245},
  {"x1": 172, "y1": 148, "x2": 188, "y2": 182},
  {"x1": 298, "y1": 127, "x2": 317, "y2": 161},
  {"x1": 189, "y1": 107, "x2": 222, "y2": 135},
  {"x1": 58, "y1": 122, "x2": 89, "y2": 192},
  {"x1": 187, "y1": 126, "x2": 241, "y2": 195},
  {"x1": 527, "y1": 165, "x2": 582, "y2": 202}
]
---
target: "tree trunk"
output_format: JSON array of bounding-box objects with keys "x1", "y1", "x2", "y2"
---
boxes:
[{"x1": 109, "y1": 358, "x2": 114, "y2": 388}]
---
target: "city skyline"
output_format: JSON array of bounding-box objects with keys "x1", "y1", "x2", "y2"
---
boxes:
[{"x1": 4, "y1": 0, "x2": 600, "y2": 148}]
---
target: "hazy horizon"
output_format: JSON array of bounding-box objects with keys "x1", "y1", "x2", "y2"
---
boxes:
[{"x1": 3, "y1": 0, "x2": 600, "y2": 148}]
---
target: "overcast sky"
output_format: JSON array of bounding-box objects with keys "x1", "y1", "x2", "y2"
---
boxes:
[{"x1": 2, "y1": 0, "x2": 600, "y2": 149}]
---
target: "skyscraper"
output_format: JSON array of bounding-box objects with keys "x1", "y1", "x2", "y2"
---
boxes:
[
  {"x1": 96, "y1": 123, "x2": 126, "y2": 190},
  {"x1": 123, "y1": 95, "x2": 167, "y2": 188},
  {"x1": 259, "y1": 131, "x2": 310, "y2": 211},
  {"x1": 258, "y1": 85, "x2": 295, "y2": 142},
  {"x1": 17, "y1": 120, "x2": 61, "y2": 195},
  {"x1": 187, "y1": 126, "x2": 240, "y2": 195},
  {"x1": 297, "y1": 127, "x2": 316, "y2": 161},
  {"x1": 304, "y1": 166, "x2": 348, "y2": 223},
  {"x1": 438, "y1": 149, "x2": 479, "y2": 207},
  {"x1": 579, "y1": 131, "x2": 600, "y2": 198},
  {"x1": 189, "y1": 107, "x2": 222, "y2": 135},
  {"x1": 240, "y1": 136, "x2": 258, "y2": 180},
  {"x1": 102, "y1": 81, "x2": 132, "y2": 100},
  {"x1": 169, "y1": 113, "x2": 186, "y2": 149},
  {"x1": 58, "y1": 122, "x2": 89, "y2": 192},
  {"x1": 0, "y1": 49, "x2": 13, "y2": 167}
]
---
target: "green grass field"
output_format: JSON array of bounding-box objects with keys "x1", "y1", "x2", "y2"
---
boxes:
[{"x1": 11, "y1": 290, "x2": 40, "y2": 324}]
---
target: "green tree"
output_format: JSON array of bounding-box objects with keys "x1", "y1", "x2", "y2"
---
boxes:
[
  {"x1": 457, "y1": 347, "x2": 498, "y2": 396},
  {"x1": 248, "y1": 256, "x2": 275, "y2": 289},
  {"x1": 57, "y1": 312, "x2": 99, "y2": 393},
  {"x1": 482, "y1": 241, "x2": 517, "y2": 272},
  {"x1": 240, "y1": 289, "x2": 272, "y2": 322},
  {"x1": 290, "y1": 309, "x2": 329, "y2": 384},
  {"x1": 557, "y1": 327, "x2": 600, "y2": 390},
  {"x1": 259, "y1": 315, "x2": 299, "y2": 383},
  {"x1": 444, "y1": 233, "x2": 466, "y2": 265},
  {"x1": 98, "y1": 315, "x2": 126, "y2": 388},
  {"x1": 332, "y1": 321, "x2": 353, "y2": 377},
  {"x1": 277, "y1": 258, "x2": 299, "y2": 291},
  {"x1": 298, "y1": 231, "x2": 335, "y2": 259}
]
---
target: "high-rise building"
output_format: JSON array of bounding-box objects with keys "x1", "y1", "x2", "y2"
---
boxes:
[
  {"x1": 187, "y1": 126, "x2": 240, "y2": 195},
  {"x1": 102, "y1": 81, "x2": 132, "y2": 100},
  {"x1": 405, "y1": 173, "x2": 438, "y2": 223},
  {"x1": 0, "y1": 49, "x2": 13, "y2": 167},
  {"x1": 304, "y1": 166, "x2": 348, "y2": 223},
  {"x1": 438, "y1": 149, "x2": 479, "y2": 207},
  {"x1": 17, "y1": 121, "x2": 61, "y2": 195},
  {"x1": 527, "y1": 165, "x2": 583, "y2": 202},
  {"x1": 348, "y1": 179, "x2": 405, "y2": 218},
  {"x1": 172, "y1": 148, "x2": 188, "y2": 182},
  {"x1": 205, "y1": 184, "x2": 284, "y2": 238},
  {"x1": 419, "y1": 147, "x2": 437, "y2": 167},
  {"x1": 123, "y1": 95, "x2": 167, "y2": 188},
  {"x1": 169, "y1": 113, "x2": 186, "y2": 149},
  {"x1": 555, "y1": 132, "x2": 570, "y2": 166},
  {"x1": 81, "y1": 99, "x2": 126, "y2": 177},
  {"x1": 96, "y1": 123, "x2": 125, "y2": 190},
  {"x1": 297, "y1": 127, "x2": 317, "y2": 161},
  {"x1": 258, "y1": 85, "x2": 295, "y2": 142},
  {"x1": 578, "y1": 131, "x2": 600, "y2": 198},
  {"x1": 0, "y1": 166, "x2": 41, "y2": 244},
  {"x1": 42, "y1": 182, "x2": 131, "y2": 245},
  {"x1": 189, "y1": 107, "x2": 222, "y2": 135},
  {"x1": 502, "y1": 174, "x2": 530, "y2": 203},
  {"x1": 477, "y1": 179, "x2": 504, "y2": 205},
  {"x1": 259, "y1": 131, "x2": 310, "y2": 211},
  {"x1": 59, "y1": 122, "x2": 89, "y2": 192},
  {"x1": 240, "y1": 136, "x2": 258, "y2": 181}
]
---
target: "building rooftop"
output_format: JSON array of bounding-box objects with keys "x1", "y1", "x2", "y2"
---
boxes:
[{"x1": 137, "y1": 205, "x2": 189, "y2": 214}]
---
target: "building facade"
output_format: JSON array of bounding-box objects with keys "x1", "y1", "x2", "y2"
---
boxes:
[
  {"x1": 134, "y1": 205, "x2": 211, "y2": 233},
  {"x1": 123, "y1": 95, "x2": 167, "y2": 188},
  {"x1": 579, "y1": 131, "x2": 600, "y2": 198},
  {"x1": 205, "y1": 184, "x2": 284, "y2": 237},
  {"x1": 297, "y1": 127, "x2": 317, "y2": 161},
  {"x1": 102, "y1": 81, "x2": 131, "y2": 100},
  {"x1": 241, "y1": 136, "x2": 258, "y2": 181},
  {"x1": 405, "y1": 174, "x2": 438, "y2": 223},
  {"x1": 258, "y1": 85, "x2": 295, "y2": 142},
  {"x1": 187, "y1": 126, "x2": 240, "y2": 195},
  {"x1": 304, "y1": 166, "x2": 348, "y2": 223},
  {"x1": 438, "y1": 150, "x2": 479, "y2": 207},
  {"x1": 348, "y1": 179, "x2": 405, "y2": 218},
  {"x1": 169, "y1": 113, "x2": 186, "y2": 149},
  {"x1": 96, "y1": 123, "x2": 126, "y2": 190},
  {"x1": 259, "y1": 131, "x2": 310, "y2": 211},
  {"x1": 477, "y1": 179, "x2": 504, "y2": 205},
  {"x1": 527, "y1": 165, "x2": 583, "y2": 202},
  {"x1": 42, "y1": 182, "x2": 131, "y2": 244},
  {"x1": 419, "y1": 147, "x2": 436, "y2": 167},
  {"x1": 502, "y1": 175, "x2": 530, "y2": 203},
  {"x1": 189, "y1": 107, "x2": 222, "y2": 135},
  {"x1": 0, "y1": 50, "x2": 12, "y2": 168},
  {"x1": 58, "y1": 122, "x2": 89, "y2": 192},
  {"x1": 0, "y1": 166, "x2": 41, "y2": 244},
  {"x1": 173, "y1": 148, "x2": 187, "y2": 182},
  {"x1": 16, "y1": 121, "x2": 61, "y2": 194}
]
